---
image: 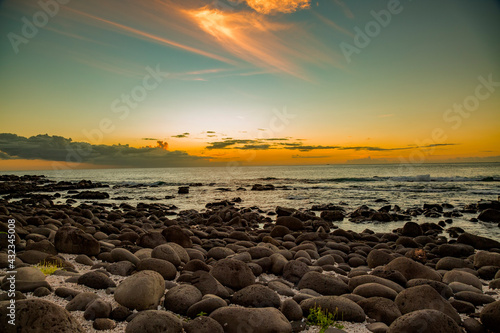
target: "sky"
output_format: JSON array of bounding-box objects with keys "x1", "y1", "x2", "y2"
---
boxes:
[{"x1": 0, "y1": 0, "x2": 499, "y2": 170}]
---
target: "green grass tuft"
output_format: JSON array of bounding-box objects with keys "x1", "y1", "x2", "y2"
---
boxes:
[
  {"x1": 307, "y1": 305, "x2": 344, "y2": 333},
  {"x1": 35, "y1": 261, "x2": 62, "y2": 276}
]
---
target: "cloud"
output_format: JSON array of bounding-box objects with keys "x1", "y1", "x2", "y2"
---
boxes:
[
  {"x1": 172, "y1": 133, "x2": 190, "y2": 138},
  {"x1": 205, "y1": 138, "x2": 459, "y2": 152},
  {"x1": 206, "y1": 131, "x2": 216, "y2": 133},
  {"x1": 206, "y1": 139, "x2": 255, "y2": 149},
  {"x1": 241, "y1": 0, "x2": 311, "y2": 15},
  {"x1": 292, "y1": 155, "x2": 330, "y2": 159},
  {"x1": 186, "y1": 4, "x2": 340, "y2": 79},
  {"x1": 142, "y1": 138, "x2": 158, "y2": 140},
  {"x1": 0, "y1": 133, "x2": 211, "y2": 168}
]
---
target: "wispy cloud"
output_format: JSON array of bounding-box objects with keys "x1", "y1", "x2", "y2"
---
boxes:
[
  {"x1": 172, "y1": 133, "x2": 190, "y2": 138},
  {"x1": 333, "y1": 0, "x2": 354, "y2": 19},
  {"x1": 242, "y1": 0, "x2": 311, "y2": 15}
]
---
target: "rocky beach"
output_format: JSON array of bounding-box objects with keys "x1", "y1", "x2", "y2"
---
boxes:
[{"x1": 1, "y1": 175, "x2": 500, "y2": 333}]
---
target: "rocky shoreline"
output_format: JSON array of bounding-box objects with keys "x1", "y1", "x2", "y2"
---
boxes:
[{"x1": 1, "y1": 176, "x2": 500, "y2": 333}]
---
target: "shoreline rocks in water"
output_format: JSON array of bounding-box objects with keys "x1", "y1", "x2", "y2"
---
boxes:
[{"x1": 0, "y1": 176, "x2": 500, "y2": 332}]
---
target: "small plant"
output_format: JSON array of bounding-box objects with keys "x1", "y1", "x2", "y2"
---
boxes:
[
  {"x1": 35, "y1": 261, "x2": 62, "y2": 276},
  {"x1": 196, "y1": 311, "x2": 207, "y2": 317},
  {"x1": 306, "y1": 305, "x2": 344, "y2": 333}
]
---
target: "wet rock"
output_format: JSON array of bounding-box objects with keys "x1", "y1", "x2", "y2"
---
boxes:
[
  {"x1": 457, "y1": 232, "x2": 500, "y2": 250},
  {"x1": 276, "y1": 216, "x2": 304, "y2": 231},
  {"x1": 478, "y1": 209, "x2": 500, "y2": 222}
]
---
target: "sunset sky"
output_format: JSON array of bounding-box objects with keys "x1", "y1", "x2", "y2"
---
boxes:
[{"x1": 0, "y1": 0, "x2": 499, "y2": 170}]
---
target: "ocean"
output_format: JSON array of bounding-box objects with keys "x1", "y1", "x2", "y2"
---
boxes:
[{"x1": 4, "y1": 162, "x2": 500, "y2": 240}]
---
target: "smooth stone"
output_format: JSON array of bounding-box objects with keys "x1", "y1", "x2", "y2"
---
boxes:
[
  {"x1": 210, "y1": 306, "x2": 292, "y2": 333},
  {"x1": 388, "y1": 309, "x2": 462, "y2": 333},
  {"x1": 300, "y1": 296, "x2": 366, "y2": 322},
  {"x1": 114, "y1": 270, "x2": 165, "y2": 310},
  {"x1": 394, "y1": 285, "x2": 461, "y2": 324},
  {"x1": 125, "y1": 310, "x2": 183, "y2": 333},
  {"x1": 0, "y1": 299, "x2": 85, "y2": 332}
]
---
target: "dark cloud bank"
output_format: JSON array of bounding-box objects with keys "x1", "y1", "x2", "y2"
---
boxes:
[{"x1": 0, "y1": 133, "x2": 211, "y2": 168}]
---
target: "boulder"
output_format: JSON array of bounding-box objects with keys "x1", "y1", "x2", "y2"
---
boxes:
[
  {"x1": 353, "y1": 283, "x2": 398, "y2": 300},
  {"x1": 385, "y1": 257, "x2": 441, "y2": 281},
  {"x1": 298, "y1": 271, "x2": 349, "y2": 296},
  {"x1": 300, "y1": 296, "x2": 366, "y2": 322},
  {"x1": 54, "y1": 226, "x2": 100, "y2": 255},
  {"x1": 358, "y1": 297, "x2": 401, "y2": 325},
  {"x1": 125, "y1": 310, "x2": 183, "y2": 333},
  {"x1": 210, "y1": 306, "x2": 292, "y2": 333},
  {"x1": 137, "y1": 258, "x2": 177, "y2": 280},
  {"x1": 184, "y1": 316, "x2": 224, "y2": 333},
  {"x1": 0, "y1": 298, "x2": 85, "y2": 332},
  {"x1": 210, "y1": 258, "x2": 255, "y2": 290},
  {"x1": 276, "y1": 216, "x2": 304, "y2": 231},
  {"x1": 442, "y1": 270, "x2": 482, "y2": 291},
  {"x1": 164, "y1": 284, "x2": 202, "y2": 316},
  {"x1": 394, "y1": 285, "x2": 461, "y2": 324},
  {"x1": 115, "y1": 270, "x2": 165, "y2": 310},
  {"x1": 232, "y1": 284, "x2": 281, "y2": 308},
  {"x1": 388, "y1": 309, "x2": 463, "y2": 333},
  {"x1": 162, "y1": 225, "x2": 192, "y2": 248},
  {"x1": 474, "y1": 251, "x2": 500, "y2": 268},
  {"x1": 77, "y1": 271, "x2": 116, "y2": 289},
  {"x1": 478, "y1": 209, "x2": 500, "y2": 222},
  {"x1": 480, "y1": 300, "x2": 500, "y2": 332},
  {"x1": 457, "y1": 232, "x2": 500, "y2": 250}
]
